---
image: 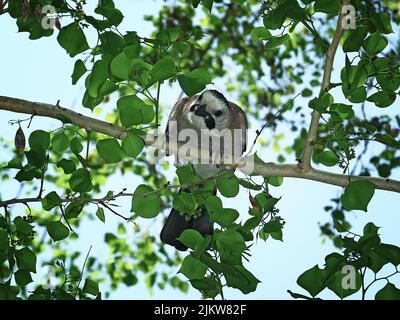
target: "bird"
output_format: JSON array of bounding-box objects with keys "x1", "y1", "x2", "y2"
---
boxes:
[{"x1": 160, "y1": 89, "x2": 248, "y2": 251}]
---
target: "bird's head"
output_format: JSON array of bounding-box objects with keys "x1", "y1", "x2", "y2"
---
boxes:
[{"x1": 188, "y1": 90, "x2": 231, "y2": 130}]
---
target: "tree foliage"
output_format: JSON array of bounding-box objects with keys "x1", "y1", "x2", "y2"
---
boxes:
[{"x1": 1, "y1": 0, "x2": 400, "y2": 300}]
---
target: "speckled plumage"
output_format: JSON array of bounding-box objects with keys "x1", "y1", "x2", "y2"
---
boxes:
[{"x1": 161, "y1": 90, "x2": 248, "y2": 251}]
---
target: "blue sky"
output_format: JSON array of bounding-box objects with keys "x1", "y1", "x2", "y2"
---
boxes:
[{"x1": 1, "y1": 0, "x2": 400, "y2": 300}]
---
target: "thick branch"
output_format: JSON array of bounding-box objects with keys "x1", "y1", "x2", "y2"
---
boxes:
[
  {"x1": 1, "y1": 95, "x2": 400, "y2": 193},
  {"x1": 300, "y1": 0, "x2": 350, "y2": 169}
]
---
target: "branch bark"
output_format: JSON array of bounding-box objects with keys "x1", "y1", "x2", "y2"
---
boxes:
[
  {"x1": 1, "y1": 95, "x2": 400, "y2": 193},
  {"x1": 300, "y1": 0, "x2": 350, "y2": 170}
]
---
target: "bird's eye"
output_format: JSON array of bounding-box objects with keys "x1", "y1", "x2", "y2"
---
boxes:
[{"x1": 215, "y1": 110, "x2": 224, "y2": 117}]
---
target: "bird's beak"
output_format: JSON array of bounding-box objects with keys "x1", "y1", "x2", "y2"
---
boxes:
[{"x1": 191, "y1": 104, "x2": 207, "y2": 117}]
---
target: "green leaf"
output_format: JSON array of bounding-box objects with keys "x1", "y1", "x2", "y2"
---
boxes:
[
  {"x1": 123, "y1": 271, "x2": 138, "y2": 286},
  {"x1": 14, "y1": 270, "x2": 33, "y2": 286},
  {"x1": 71, "y1": 59, "x2": 87, "y2": 85},
  {"x1": 330, "y1": 103, "x2": 354, "y2": 119},
  {"x1": 232, "y1": 0, "x2": 246, "y2": 4},
  {"x1": 375, "y1": 244, "x2": 400, "y2": 266},
  {"x1": 100, "y1": 31, "x2": 125, "y2": 55},
  {"x1": 0, "y1": 230, "x2": 8, "y2": 255},
  {"x1": 173, "y1": 192, "x2": 197, "y2": 213},
  {"x1": 110, "y1": 53, "x2": 136, "y2": 80},
  {"x1": 190, "y1": 277, "x2": 221, "y2": 299},
  {"x1": 15, "y1": 248, "x2": 36, "y2": 273},
  {"x1": 15, "y1": 165, "x2": 41, "y2": 182},
  {"x1": 216, "y1": 172, "x2": 239, "y2": 198},
  {"x1": 374, "y1": 134, "x2": 400, "y2": 148},
  {"x1": 65, "y1": 201, "x2": 84, "y2": 219},
  {"x1": 69, "y1": 168, "x2": 93, "y2": 193},
  {"x1": 179, "y1": 255, "x2": 207, "y2": 280},
  {"x1": 70, "y1": 137, "x2": 83, "y2": 154},
  {"x1": 266, "y1": 176, "x2": 284, "y2": 187},
  {"x1": 57, "y1": 22, "x2": 89, "y2": 57},
  {"x1": 263, "y1": 6, "x2": 287, "y2": 30},
  {"x1": 204, "y1": 195, "x2": 223, "y2": 216},
  {"x1": 327, "y1": 270, "x2": 362, "y2": 299},
  {"x1": 151, "y1": 57, "x2": 176, "y2": 82},
  {"x1": 94, "y1": 208, "x2": 105, "y2": 223},
  {"x1": 210, "y1": 208, "x2": 239, "y2": 228},
  {"x1": 121, "y1": 133, "x2": 144, "y2": 158},
  {"x1": 41, "y1": 191, "x2": 61, "y2": 211},
  {"x1": 308, "y1": 92, "x2": 333, "y2": 113},
  {"x1": 343, "y1": 25, "x2": 369, "y2": 52},
  {"x1": 263, "y1": 218, "x2": 284, "y2": 241},
  {"x1": 46, "y1": 221, "x2": 69, "y2": 241},
  {"x1": 117, "y1": 95, "x2": 154, "y2": 126},
  {"x1": 250, "y1": 26, "x2": 271, "y2": 44},
  {"x1": 87, "y1": 60, "x2": 107, "y2": 98},
  {"x1": 375, "y1": 12, "x2": 393, "y2": 34},
  {"x1": 362, "y1": 32, "x2": 388, "y2": 56},
  {"x1": 367, "y1": 91, "x2": 396, "y2": 108},
  {"x1": 95, "y1": 6, "x2": 123, "y2": 26},
  {"x1": 156, "y1": 28, "x2": 180, "y2": 42},
  {"x1": 178, "y1": 68, "x2": 212, "y2": 96},
  {"x1": 82, "y1": 278, "x2": 99, "y2": 296},
  {"x1": 177, "y1": 229, "x2": 204, "y2": 250},
  {"x1": 176, "y1": 165, "x2": 200, "y2": 185},
  {"x1": 376, "y1": 74, "x2": 400, "y2": 91},
  {"x1": 224, "y1": 265, "x2": 260, "y2": 294},
  {"x1": 375, "y1": 283, "x2": 400, "y2": 300},
  {"x1": 265, "y1": 34, "x2": 290, "y2": 49},
  {"x1": 131, "y1": 184, "x2": 160, "y2": 218},
  {"x1": 348, "y1": 87, "x2": 367, "y2": 104},
  {"x1": 254, "y1": 194, "x2": 280, "y2": 213},
  {"x1": 7, "y1": 158, "x2": 23, "y2": 169},
  {"x1": 315, "y1": 150, "x2": 339, "y2": 167},
  {"x1": 13, "y1": 217, "x2": 33, "y2": 235},
  {"x1": 214, "y1": 229, "x2": 246, "y2": 256},
  {"x1": 297, "y1": 265, "x2": 327, "y2": 297},
  {"x1": 368, "y1": 250, "x2": 387, "y2": 273},
  {"x1": 25, "y1": 149, "x2": 47, "y2": 168},
  {"x1": 238, "y1": 179, "x2": 262, "y2": 190},
  {"x1": 51, "y1": 133, "x2": 69, "y2": 153},
  {"x1": 314, "y1": 0, "x2": 340, "y2": 14},
  {"x1": 56, "y1": 158, "x2": 76, "y2": 174},
  {"x1": 341, "y1": 180, "x2": 375, "y2": 212},
  {"x1": 263, "y1": 219, "x2": 283, "y2": 233},
  {"x1": 29, "y1": 130, "x2": 50, "y2": 151},
  {"x1": 96, "y1": 138, "x2": 124, "y2": 163}
]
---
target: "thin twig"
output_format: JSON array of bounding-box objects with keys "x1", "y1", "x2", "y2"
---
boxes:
[
  {"x1": 59, "y1": 204, "x2": 77, "y2": 236},
  {"x1": 75, "y1": 245, "x2": 93, "y2": 297}
]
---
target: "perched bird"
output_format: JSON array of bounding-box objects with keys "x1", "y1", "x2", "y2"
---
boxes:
[{"x1": 160, "y1": 89, "x2": 248, "y2": 251}]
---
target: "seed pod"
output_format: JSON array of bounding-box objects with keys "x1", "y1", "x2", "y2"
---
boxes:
[
  {"x1": 54, "y1": 18, "x2": 61, "y2": 30},
  {"x1": 34, "y1": 3, "x2": 42, "y2": 21},
  {"x1": 249, "y1": 194, "x2": 260, "y2": 213},
  {"x1": 15, "y1": 127, "x2": 26, "y2": 155},
  {"x1": 22, "y1": 0, "x2": 30, "y2": 22}
]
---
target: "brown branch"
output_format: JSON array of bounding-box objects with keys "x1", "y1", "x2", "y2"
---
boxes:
[
  {"x1": 1, "y1": 95, "x2": 400, "y2": 194},
  {"x1": 300, "y1": 0, "x2": 350, "y2": 170}
]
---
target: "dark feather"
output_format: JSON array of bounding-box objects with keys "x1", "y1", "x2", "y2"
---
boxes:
[{"x1": 160, "y1": 189, "x2": 213, "y2": 251}]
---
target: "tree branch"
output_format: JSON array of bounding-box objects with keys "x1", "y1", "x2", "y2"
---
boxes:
[
  {"x1": 300, "y1": 0, "x2": 350, "y2": 170},
  {"x1": 1, "y1": 95, "x2": 400, "y2": 193}
]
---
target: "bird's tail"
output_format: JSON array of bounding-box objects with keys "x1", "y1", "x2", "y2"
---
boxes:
[{"x1": 160, "y1": 189, "x2": 213, "y2": 251}]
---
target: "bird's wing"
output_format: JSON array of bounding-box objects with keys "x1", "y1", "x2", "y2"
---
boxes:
[
  {"x1": 229, "y1": 101, "x2": 248, "y2": 154},
  {"x1": 165, "y1": 95, "x2": 198, "y2": 138}
]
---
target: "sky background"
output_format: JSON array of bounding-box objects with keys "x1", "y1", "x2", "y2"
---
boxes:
[{"x1": 1, "y1": 0, "x2": 400, "y2": 300}]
